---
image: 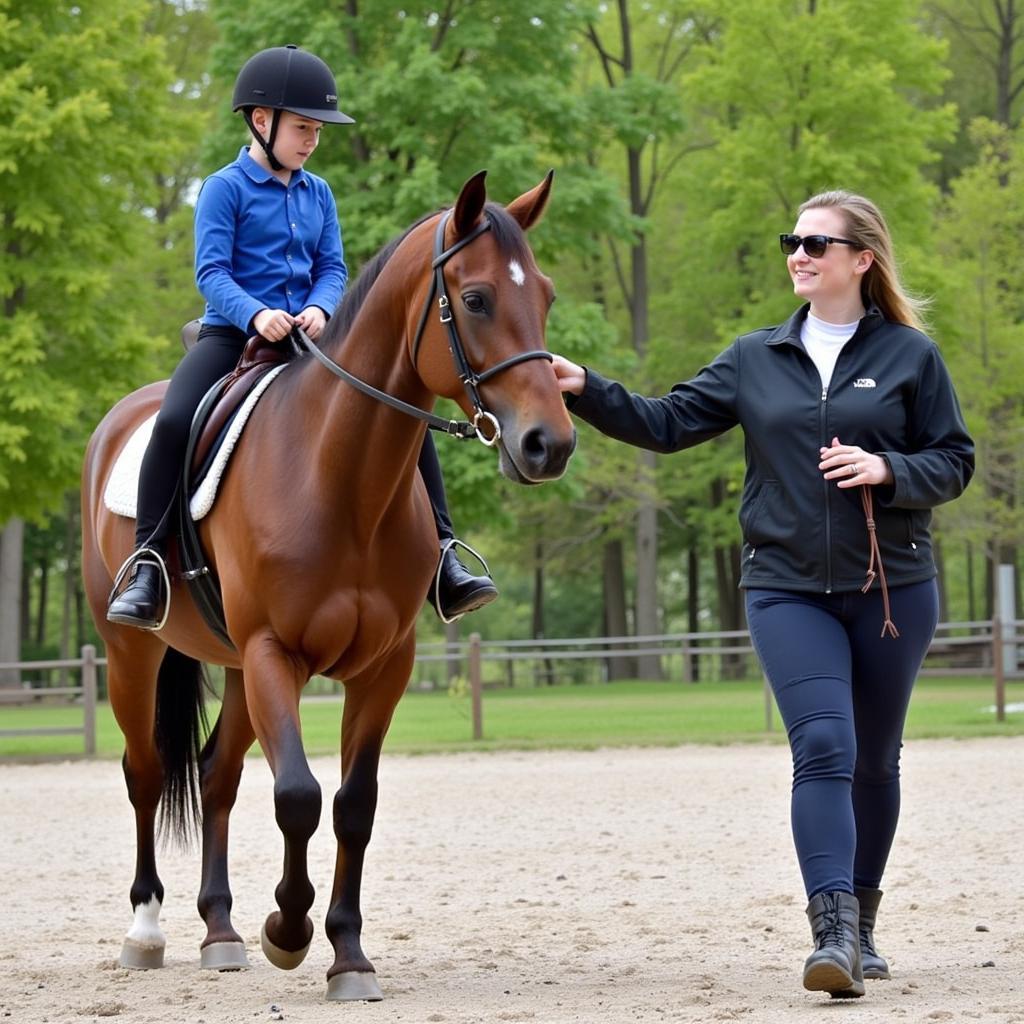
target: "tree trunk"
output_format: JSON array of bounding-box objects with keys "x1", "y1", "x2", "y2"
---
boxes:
[
  {"x1": 935, "y1": 538, "x2": 949, "y2": 624},
  {"x1": 966, "y1": 541, "x2": 976, "y2": 621},
  {"x1": 444, "y1": 618, "x2": 461, "y2": 688},
  {"x1": 34, "y1": 554, "x2": 48, "y2": 648},
  {"x1": 0, "y1": 518, "x2": 25, "y2": 687},
  {"x1": 687, "y1": 544, "x2": 700, "y2": 682},
  {"x1": 634, "y1": 452, "x2": 663, "y2": 679},
  {"x1": 602, "y1": 536, "x2": 634, "y2": 679},
  {"x1": 531, "y1": 538, "x2": 555, "y2": 685}
]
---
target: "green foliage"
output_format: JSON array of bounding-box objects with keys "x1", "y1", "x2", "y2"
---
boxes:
[
  {"x1": 0, "y1": 0, "x2": 191, "y2": 521},
  {"x1": 930, "y1": 118, "x2": 1024, "y2": 554}
]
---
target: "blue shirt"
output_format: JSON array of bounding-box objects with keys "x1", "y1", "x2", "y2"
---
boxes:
[{"x1": 194, "y1": 146, "x2": 347, "y2": 331}]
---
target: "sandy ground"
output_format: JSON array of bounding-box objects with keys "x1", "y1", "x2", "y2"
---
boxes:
[{"x1": 1, "y1": 738, "x2": 1022, "y2": 1024}]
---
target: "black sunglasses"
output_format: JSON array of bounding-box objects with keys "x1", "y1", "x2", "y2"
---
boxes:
[{"x1": 779, "y1": 233, "x2": 859, "y2": 258}]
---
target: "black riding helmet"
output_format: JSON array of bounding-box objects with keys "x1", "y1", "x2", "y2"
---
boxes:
[{"x1": 233, "y1": 45, "x2": 354, "y2": 170}]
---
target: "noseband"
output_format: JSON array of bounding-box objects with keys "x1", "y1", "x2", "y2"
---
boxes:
[{"x1": 296, "y1": 209, "x2": 553, "y2": 446}]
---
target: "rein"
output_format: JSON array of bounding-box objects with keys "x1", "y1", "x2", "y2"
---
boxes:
[{"x1": 296, "y1": 209, "x2": 553, "y2": 446}]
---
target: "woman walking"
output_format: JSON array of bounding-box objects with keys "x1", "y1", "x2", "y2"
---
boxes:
[{"x1": 552, "y1": 191, "x2": 974, "y2": 998}]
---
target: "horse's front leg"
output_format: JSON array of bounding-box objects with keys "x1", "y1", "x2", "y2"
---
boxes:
[
  {"x1": 196, "y1": 667, "x2": 255, "y2": 970},
  {"x1": 325, "y1": 641, "x2": 415, "y2": 1002},
  {"x1": 242, "y1": 636, "x2": 322, "y2": 970}
]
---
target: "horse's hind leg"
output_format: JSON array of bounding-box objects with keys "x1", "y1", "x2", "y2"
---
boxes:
[
  {"x1": 242, "y1": 638, "x2": 322, "y2": 970},
  {"x1": 324, "y1": 644, "x2": 415, "y2": 1002},
  {"x1": 196, "y1": 667, "x2": 255, "y2": 970},
  {"x1": 106, "y1": 639, "x2": 173, "y2": 969}
]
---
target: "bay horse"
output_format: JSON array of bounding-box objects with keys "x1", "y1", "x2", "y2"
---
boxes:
[{"x1": 80, "y1": 171, "x2": 575, "y2": 1001}]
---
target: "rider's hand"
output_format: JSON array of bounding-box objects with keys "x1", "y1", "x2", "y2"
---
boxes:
[
  {"x1": 294, "y1": 306, "x2": 327, "y2": 340},
  {"x1": 550, "y1": 354, "x2": 586, "y2": 396},
  {"x1": 253, "y1": 308, "x2": 295, "y2": 342}
]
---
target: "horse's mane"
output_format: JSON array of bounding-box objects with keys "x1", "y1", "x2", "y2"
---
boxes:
[{"x1": 321, "y1": 202, "x2": 532, "y2": 349}]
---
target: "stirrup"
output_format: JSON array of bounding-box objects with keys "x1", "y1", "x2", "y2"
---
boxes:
[
  {"x1": 433, "y1": 538, "x2": 491, "y2": 625},
  {"x1": 108, "y1": 547, "x2": 172, "y2": 632}
]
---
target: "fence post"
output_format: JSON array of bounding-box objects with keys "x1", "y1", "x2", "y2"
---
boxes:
[
  {"x1": 82, "y1": 644, "x2": 97, "y2": 756},
  {"x1": 763, "y1": 675, "x2": 773, "y2": 732},
  {"x1": 992, "y1": 618, "x2": 1006, "y2": 724},
  {"x1": 469, "y1": 632, "x2": 483, "y2": 741},
  {"x1": 998, "y1": 563, "x2": 1016, "y2": 677}
]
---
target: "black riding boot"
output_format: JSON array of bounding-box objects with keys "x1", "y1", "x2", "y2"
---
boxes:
[
  {"x1": 106, "y1": 550, "x2": 167, "y2": 630},
  {"x1": 427, "y1": 544, "x2": 498, "y2": 622},
  {"x1": 803, "y1": 891, "x2": 865, "y2": 998},
  {"x1": 854, "y1": 886, "x2": 890, "y2": 980}
]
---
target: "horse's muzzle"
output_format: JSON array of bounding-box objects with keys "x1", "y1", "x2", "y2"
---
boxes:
[{"x1": 499, "y1": 424, "x2": 577, "y2": 484}]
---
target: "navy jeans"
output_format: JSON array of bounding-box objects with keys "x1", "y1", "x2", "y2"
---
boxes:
[{"x1": 745, "y1": 580, "x2": 938, "y2": 899}]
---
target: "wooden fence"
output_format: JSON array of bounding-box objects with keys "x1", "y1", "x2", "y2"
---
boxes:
[{"x1": 0, "y1": 619, "x2": 1019, "y2": 754}]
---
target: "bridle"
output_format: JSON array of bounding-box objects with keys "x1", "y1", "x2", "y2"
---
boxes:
[{"x1": 295, "y1": 208, "x2": 553, "y2": 446}]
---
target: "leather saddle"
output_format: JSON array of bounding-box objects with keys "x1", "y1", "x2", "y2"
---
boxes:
[{"x1": 180, "y1": 321, "x2": 300, "y2": 483}]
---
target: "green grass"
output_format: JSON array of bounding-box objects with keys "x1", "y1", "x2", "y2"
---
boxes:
[{"x1": 1, "y1": 676, "x2": 1022, "y2": 760}]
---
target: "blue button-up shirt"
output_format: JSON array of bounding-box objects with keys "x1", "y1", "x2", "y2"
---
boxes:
[{"x1": 194, "y1": 146, "x2": 347, "y2": 332}]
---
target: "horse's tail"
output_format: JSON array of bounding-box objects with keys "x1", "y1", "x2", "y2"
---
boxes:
[{"x1": 155, "y1": 646, "x2": 209, "y2": 848}]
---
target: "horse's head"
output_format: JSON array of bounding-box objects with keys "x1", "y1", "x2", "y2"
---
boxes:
[{"x1": 409, "y1": 171, "x2": 576, "y2": 484}]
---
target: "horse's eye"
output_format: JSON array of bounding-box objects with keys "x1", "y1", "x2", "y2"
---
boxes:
[{"x1": 462, "y1": 292, "x2": 488, "y2": 315}]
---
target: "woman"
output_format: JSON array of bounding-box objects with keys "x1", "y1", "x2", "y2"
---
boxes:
[{"x1": 552, "y1": 191, "x2": 974, "y2": 998}]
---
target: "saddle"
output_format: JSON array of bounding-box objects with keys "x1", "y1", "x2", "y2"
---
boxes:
[
  {"x1": 189, "y1": 333, "x2": 296, "y2": 481},
  {"x1": 176, "y1": 326, "x2": 302, "y2": 648}
]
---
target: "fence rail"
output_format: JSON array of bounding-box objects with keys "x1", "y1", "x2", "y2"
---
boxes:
[{"x1": 0, "y1": 620, "x2": 1019, "y2": 755}]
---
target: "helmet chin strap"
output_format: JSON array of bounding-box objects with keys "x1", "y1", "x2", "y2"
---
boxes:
[{"x1": 242, "y1": 108, "x2": 285, "y2": 171}]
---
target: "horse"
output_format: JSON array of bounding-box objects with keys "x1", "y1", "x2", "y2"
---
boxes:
[{"x1": 80, "y1": 171, "x2": 576, "y2": 1001}]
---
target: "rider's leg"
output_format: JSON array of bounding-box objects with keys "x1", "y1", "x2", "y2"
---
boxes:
[
  {"x1": 107, "y1": 326, "x2": 248, "y2": 628},
  {"x1": 417, "y1": 431, "x2": 498, "y2": 621}
]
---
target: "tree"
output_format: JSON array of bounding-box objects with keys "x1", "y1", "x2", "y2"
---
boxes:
[
  {"x1": 579, "y1": 0, "x2": 719, "y2": 677},
  {"x1": 930, "y1": 119, "x2": 1024, "y2": 616},
  {"x1": 0, "y1": 0, "x2": 197, "y2": 674}
]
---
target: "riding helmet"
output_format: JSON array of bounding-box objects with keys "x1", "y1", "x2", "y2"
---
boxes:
[{"x1": 232, "y1": 45, "x2": 354, "y2": 124}]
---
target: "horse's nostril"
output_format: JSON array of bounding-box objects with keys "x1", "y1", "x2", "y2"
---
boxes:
[{"x1": 522, "y1": 427, "x2": 548, "y2": 463}]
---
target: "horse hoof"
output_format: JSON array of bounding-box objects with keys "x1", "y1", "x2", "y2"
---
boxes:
[
  {"x1": 260, "y1": 922, "x2": 311, "y2": 971},
  {"x1": 200, "y1": 941, "x2": 249, "y2": 971},
  {"x1": 118, "y1": 939, "x2": 165, "y2": 970},
  {"x1": 326, "y1": 971, "x2": 384, "y2": 1002}
]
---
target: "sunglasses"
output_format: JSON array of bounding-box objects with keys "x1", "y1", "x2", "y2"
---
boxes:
[{"x1": 779, "y1": 233, "x2": 859, "y2": 258}]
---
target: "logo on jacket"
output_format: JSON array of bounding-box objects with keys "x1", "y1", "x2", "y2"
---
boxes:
[{"x1": 853, "y1": 378, "x2": 876, "y2": 388}]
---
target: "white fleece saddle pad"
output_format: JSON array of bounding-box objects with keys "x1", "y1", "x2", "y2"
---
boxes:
[{"x1": 104, "y1": 364, "x2": 287, "y2": 522}]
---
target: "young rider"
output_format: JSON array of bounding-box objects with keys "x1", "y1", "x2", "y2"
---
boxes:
[{"x1": 107, "y1": 45, "x2": 497, "y2": 630}]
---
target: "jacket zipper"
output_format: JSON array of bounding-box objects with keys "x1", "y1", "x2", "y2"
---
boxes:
[{"x1": 820, "y1": 383, "x2": 833, "y2": 592}]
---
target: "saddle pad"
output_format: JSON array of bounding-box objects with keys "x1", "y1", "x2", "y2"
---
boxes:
[{"x1": 103, "y1": 364, "x2": 287, "y2": 522}]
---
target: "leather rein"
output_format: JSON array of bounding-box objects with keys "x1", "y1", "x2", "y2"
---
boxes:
[{"x1": 295, "y1": 209, "x2": 553, "y2": 446}]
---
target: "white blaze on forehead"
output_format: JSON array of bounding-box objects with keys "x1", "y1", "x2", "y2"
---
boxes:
[{"x1": 509, "y1": 260, "x2": 526, "y2": 286}]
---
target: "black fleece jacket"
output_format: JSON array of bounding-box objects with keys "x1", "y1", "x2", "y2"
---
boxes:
[{"x1": 569, "y1": 305, "x2": 975, "y2": 593}]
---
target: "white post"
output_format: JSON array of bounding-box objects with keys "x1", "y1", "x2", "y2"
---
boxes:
[{"x1": 997, "y1": 563, "x2": 1016, "y2": 676}]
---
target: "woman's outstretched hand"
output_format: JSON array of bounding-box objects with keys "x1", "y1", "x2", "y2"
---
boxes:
[{"x1": 551, "y1": 354, "x2": 586, "y2": 396}]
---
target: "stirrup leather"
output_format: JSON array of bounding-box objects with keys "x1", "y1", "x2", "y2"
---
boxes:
[
  {"x1": 108, "y1": 547, "x2": 172, "y2": 632},
  {"x1": 433, "y1": 538, "x2": 490, "y2": 625}
]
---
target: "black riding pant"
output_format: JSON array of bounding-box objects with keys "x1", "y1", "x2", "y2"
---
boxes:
[
  {"x1": 745, "y1": 580, "x2": 938, "y2": 899},
  {"x1": 135, "y1": 324, "x2": 454, "y2": 548}
]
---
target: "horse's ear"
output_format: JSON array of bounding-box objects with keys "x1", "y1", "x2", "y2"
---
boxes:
[
  {"x1": 506, "y1": 170, "x2": 554, "y2": 232},
  {"x1": 453, "y1": 170, "x2": 488, "y2": 238}
]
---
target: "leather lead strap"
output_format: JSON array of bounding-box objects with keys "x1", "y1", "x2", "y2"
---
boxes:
[{"x1": 859, "y1": 486, "x2": 900, "y2": 639}]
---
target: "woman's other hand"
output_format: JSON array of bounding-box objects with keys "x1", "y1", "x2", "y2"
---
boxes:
[{"x1": 819, "y1": 436, "x2": 894, "y2": 487}]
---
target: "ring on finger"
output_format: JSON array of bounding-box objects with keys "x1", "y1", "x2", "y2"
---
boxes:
[{"x1": 850, "y1": 463, "x2": 859, "y2": 476}]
